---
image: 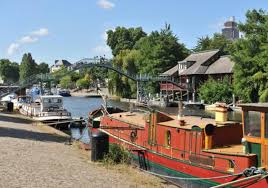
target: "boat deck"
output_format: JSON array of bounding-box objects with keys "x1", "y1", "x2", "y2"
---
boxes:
[
  {"x1": 203, "y1": 144, "x2": 255, "y2": 156},
  {"x1": 109, "y1": 112, "x2": 147, "y2": 128},
  {"x1": 158, "y1": 115, "x2": 238, "y2": 129}
]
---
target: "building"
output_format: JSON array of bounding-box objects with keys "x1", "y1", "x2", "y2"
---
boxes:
[
  {"x1": 161, "y1": 49, "x2": 235, "y2": 102},
  {"x1": 222, "y1": 16, "x2": 239, "y2": 40},
  {"x1": 50, "y1": 60, "x2": 72, "y2": 73}
]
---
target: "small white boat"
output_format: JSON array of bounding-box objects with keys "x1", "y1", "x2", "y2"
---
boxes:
[
  {"x1": 12, "y1": 95, "x2": 32, "y2": 110},
  {"x1": 20, "y1": 95, "x2": 72, "y2": 123}
]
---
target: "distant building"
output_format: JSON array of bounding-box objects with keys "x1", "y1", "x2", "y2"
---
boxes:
[
  {"x1": 222, "y1": 16, "x2": 239, "y2": 40},
  {"x1": 50, "y1": 60, "x2": 72, "y2": 73},
  {"x1": 161, "y1": 49, "x2": 235, "y2": 102}
]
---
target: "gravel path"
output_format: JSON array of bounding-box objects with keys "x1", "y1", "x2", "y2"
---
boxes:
[{"x1": 0, "y1": 115, "x2": 177, "y2": 188}]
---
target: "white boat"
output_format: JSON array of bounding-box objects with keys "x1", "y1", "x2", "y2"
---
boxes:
[
  {"x1": 20, "y1": 95, "x2": 72, "y2": 123},
  {"x1": 12, "y1": 95, "x2": 32, "y2": 110}
]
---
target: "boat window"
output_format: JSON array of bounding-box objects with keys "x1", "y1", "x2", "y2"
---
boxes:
[
  {"x1": 43, "y1": 98, "x2": 51, "y2": 103},
  {"x1": 165, "y1": 130, "x2": 171, "y2": 147},
  {"x1": 265, "y1": 113, "x2": 268, "y2": 139},
  {"x1": 244, "y1": 111, "x2": 261, "y2": 138}
]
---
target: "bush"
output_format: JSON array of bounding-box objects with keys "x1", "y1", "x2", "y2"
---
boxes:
[
  {"x1": 103, "y1": 144, "x2": 131, "y2": 165},
  {"x1": 199, "y1": 77, "x2": 233, "y2": 104}
]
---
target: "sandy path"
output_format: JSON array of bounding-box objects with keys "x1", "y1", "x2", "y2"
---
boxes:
[{"x1": 0, "y1": 116, "x2": 176, "y2": 188}]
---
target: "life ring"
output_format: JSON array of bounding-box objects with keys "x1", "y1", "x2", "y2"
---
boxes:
[{"x1": 130, "y1": 131, "x2": 137, "y2": 142}]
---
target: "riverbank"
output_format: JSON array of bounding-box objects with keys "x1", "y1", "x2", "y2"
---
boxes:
[{"x1": 0, "y1": 114, "x2": 176, "y2": 188}]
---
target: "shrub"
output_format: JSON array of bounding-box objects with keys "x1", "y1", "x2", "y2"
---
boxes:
[
  {"x1": 103, "y1": 144, "x2": 131, "y2": 165},
  {"x1": 199, "y1": 77, "x2": 233, "y2": 104}
]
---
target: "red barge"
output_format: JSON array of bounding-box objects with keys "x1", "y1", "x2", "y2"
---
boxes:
[{"x1": 89, "y1": 103, "x2": 268, "y2": 187}]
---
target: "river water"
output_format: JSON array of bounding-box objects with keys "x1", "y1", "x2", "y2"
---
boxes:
[{"x1": 63, "y1": 96, "x2": 242, "y2": 143}]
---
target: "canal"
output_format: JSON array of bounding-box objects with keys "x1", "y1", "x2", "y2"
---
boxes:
[{"x1": 63, "y1": 96, "x2": 242, "y2": 143}]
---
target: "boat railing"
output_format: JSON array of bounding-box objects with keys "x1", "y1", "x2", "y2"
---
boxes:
[{"x1": 148, "y1": 142, "x2": 236, "y2": 174}]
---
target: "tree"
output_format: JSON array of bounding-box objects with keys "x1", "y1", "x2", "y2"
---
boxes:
[
  {"x1": 232, "y1": 9, "x2": 268, "y2": 102},
  {"x1": 107, "y1": 27, "x2": 146, "y2": 56},
  {"x1": 134, "y1": 24, "x2": 189, "y2": 76},
  {"x1": 0, "y1": 59, "x2": 19, "y2": 83},
  {"x1": 76, "y1": 78, "x2": 89, "y2": 89},
  {"x1": 193, "y1": 33, "x2": 233, "y2": 54},
  {"x1": 19, "y1": 53, "x2": 38, "y2": 81},
  {"x1": 37, "y1": 62, "x2": 49, "y2": 74},
  {"x1": 108, "y1": 49, "x2": 140, "y2": 97},
  {"x1": 60, "y1": 75, "x2": 72, "y2": 89},
  {"x1": 199, "y1": 77, "x2": 233, "y2": 104}
]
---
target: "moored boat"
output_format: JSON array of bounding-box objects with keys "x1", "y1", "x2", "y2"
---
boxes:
[
  {"x1": 20, "y1": 95, "x2": 72, "y2": 127},
  {"x1": 89, "y1": 103, "x2": 268, "y2": 187}
]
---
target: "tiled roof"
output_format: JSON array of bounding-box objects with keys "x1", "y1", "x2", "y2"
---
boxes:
[
  {"x1": 161, "y1": 64, "x2": 178, "y2": 76},
  {"x1": 205, "y1": 56, "x2": 234, "y2": 74},
  {"x1": 180, "y1": 49, "x2": 220, "y2": 75}
]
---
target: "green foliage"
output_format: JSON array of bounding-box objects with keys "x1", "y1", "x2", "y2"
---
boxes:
[
  {"x1": 76, "y1": 78, "x2": 90, "y2": 89},
  {"x1": 199, "y1": 77, "x2": 233, "y2": 104},
  {"x1": 134, "y1": 24, "x2": 189, "y2": 76},
  {"x1": 37, "y1": 62, "x2": 49, "y2": 74},
  {"x1": 107, "y1": 27, "x2": 146, "y2": 56},
  {"x1": 103, "y1": 144, "x2": 130, "y2": 165},
  {"x1": 0, "y1": 59, "x2": 19, "y2": 83},
  {"x1": 19, "y1": 53, "x2": 38, "y2": 81},
  {"x1": 232, "y1": 9, "x2": 268, "y2": 102},
  {"x1": 108, "y1": 50, "x2": 139, "y2": 98},
  {"x1": 194, "y1": 33, "x2": 233, "y2": 54},
  {"x1": 107, "y1": 24, "x2": 189, "y2": 97},
  {"x1": 60, "y1": 76, "x2": 72, "y2": 89}
]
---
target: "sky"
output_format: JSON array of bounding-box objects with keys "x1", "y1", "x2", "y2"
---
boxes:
[{"x1": 0, "y1": 0, "x2": 268, "y2": 65}]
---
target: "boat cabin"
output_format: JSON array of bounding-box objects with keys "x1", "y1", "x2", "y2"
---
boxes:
[
  {"x1": 239, "y1": 103, "x2": 268, "y2": 169},
  {"x1": 40, "y1": 95, "x2": 64, "y2": 112}
]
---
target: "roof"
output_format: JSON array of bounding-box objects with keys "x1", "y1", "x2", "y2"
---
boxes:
[
  {"x1": 52, "y1": 60, "x2": 72, "y2": 67},
  {"x1": 238, "y1": 103, "x2": 268, "y2": 113},
  {"x1": 180, "y1": 49, "x2": 220, "y2": 75},
  {"x1": 205, "y1": 56, "x2": 234, "y2": 74},
  {"x1": 160, "y1": 65, "x2": 178, "y2": 76}
]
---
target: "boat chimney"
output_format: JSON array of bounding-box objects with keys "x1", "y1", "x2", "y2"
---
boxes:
[{"x1": 215, "y1": 103, "x2": 228, "y2": 123}]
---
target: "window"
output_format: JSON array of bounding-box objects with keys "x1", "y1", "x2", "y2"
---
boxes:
[
  {"x1": 244, "y1": 111, "x2": 261, "y2": 137},
  {"x1": 265, "y1": 113, "x2": 268, "y2": 139},
  {"x1": 165, "y1": 130, "x2": 171, "y2": 147}
]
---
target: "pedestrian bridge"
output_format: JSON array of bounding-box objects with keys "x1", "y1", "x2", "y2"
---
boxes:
[{"x1": 0, "y1": 57, "x2": 185, "y2": 100}]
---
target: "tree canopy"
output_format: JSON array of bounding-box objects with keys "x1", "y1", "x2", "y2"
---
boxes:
[
  {"x1": 193, "y1": 33, "x2": 233, "y2": 54},
  {"x1": 134, "y1": 24, "x2": 189, "y2": 75},
  {"x1": 106, "y1": 25, "x2": 189, "y2": 97},
  {"x1": 232, "y1": 9, "x2": 268, "y2": 102},
  {"x1": 107, "y1": 27, "x2": 146, "y2": 56},
  {"x1": 0, "y1": 59, "x2": 19, "y2": 83},
  {"x1": 19, "y1": 53, "x2": 38, "y2": 81},
  {"x1": 199, "y1": 77, "x2": 233, "y2": 104}
]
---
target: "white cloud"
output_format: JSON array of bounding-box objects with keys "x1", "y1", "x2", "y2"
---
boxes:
[
  {"x1": 97, "y1": 0, "x2": 115, "y2": 9},
  {"x1": 19, "y1": 36, "x2": 38, "y2": 44},
  {"x1": 7, "y1": 43, "x2": 20, "y2": 56},
  {"x1": 31, "y1": 28, "x2": 49, "y2": 36},
  {"x1": 6, "y1": 28, "x2": 49, "y2": 56}
]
